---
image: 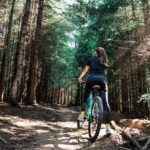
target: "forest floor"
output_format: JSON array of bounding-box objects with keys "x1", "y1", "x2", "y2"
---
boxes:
[{"x1": 0, "y1": 102, "x2": 149, "y2": 150}]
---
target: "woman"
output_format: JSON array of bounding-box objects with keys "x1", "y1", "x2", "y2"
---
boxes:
[{"x1": 78, "y1": 47, "x2": 112, "y2": 134}]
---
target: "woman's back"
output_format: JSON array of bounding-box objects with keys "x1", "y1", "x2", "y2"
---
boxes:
[{"x1": 87, "y1": 56, "x2": 106, "y2": 75}]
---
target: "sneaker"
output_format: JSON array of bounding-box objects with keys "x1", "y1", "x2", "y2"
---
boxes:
[
  {"x1": 105, "y1": 124, "x2": 112, "y2": 135},
  {"x1": 78, "y1": 111, "x2": 85, "y2": 122}
]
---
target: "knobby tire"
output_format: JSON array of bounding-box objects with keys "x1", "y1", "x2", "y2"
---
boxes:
[{"x1": 88, "y1": 96, "x2": 103, "y2": 142}]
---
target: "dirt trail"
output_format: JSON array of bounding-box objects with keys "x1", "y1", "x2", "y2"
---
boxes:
[{"x1": 0, "y1": 103, "x2": 143, "y2": 150}]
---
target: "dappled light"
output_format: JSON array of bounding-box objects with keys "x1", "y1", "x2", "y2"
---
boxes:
[
  {"x1": 0, "y1": 0, "x2": 150, "y2": 149},
  {"x1": 0, "y1": 103, "x2": 149, "y2": 149}
]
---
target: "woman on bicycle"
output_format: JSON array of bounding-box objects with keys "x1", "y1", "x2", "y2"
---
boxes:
[{"x1": 78, "y1": 47, "x2": 112, "y2": 134}]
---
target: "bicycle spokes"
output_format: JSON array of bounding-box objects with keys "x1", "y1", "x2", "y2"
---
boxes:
[
  {"x1": 92, "y1": 103, "x2": 99, "y2": 118},
  {"x1": 88, "y1": 97, "x2": 103, "y2": 142}
]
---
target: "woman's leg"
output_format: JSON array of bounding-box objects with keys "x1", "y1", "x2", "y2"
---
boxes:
[
  {"x1": 81, "y1": 84, "x2": 91, "y2": 111},
  {"x1": 78, "y1": 82, "x2": 91, "y2": 121},
  {"x1": 100, "y1": 90, "x2": 111, "y2": 124}
]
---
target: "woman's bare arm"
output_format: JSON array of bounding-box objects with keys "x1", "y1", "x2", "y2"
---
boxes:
[{"x1": 78, "y1": 65, "x2": 90, "y2": 83}]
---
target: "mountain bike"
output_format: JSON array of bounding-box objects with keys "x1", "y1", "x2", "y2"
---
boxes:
[{"x1": 77, "y1": 84, "x2": 103, "y2": 142}]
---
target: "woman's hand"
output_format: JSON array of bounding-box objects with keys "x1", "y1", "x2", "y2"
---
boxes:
[
  {"x1": 78, "y1": 65, "x2": 89, "y2": 84},
  {"x1": 78, "y1": 77, "x2": 83, "y2": 84}
]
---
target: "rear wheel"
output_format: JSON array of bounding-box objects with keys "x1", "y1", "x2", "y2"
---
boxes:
[{"x1": 88, "y1": 96, "x2": 103, "y2": 142}]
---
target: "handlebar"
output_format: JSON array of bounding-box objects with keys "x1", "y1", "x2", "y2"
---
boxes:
[{"x1": 78, "y1": 80, "x2": 86, "y2": 86}]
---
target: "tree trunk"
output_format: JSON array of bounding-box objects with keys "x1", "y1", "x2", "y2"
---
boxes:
[
  {"x1": 36, "y1": 62, "x2": 45, "y2": 102},
  {"x1": 141, "y1": 0, "x2": 150, "y2": 34},
  {"x1": 20, "y1": 0, "x2": 38, "y2": 104},
  {"x1": 0, "y1": 0, "x2": 16, "y2": 101},
  {"x1": 130, "y1": 0, "x2": 136, "y2": 18},
  {"x1": 26, "y1": 0, "x2": 44, "y2": 105},
  {"x1": 9, "y1": 0, "x2": 31, "y2": 106}
]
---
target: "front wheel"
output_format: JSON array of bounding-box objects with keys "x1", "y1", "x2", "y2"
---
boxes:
[{"x1": 88, "y1": 96, "x2": 103, "y2": 142}]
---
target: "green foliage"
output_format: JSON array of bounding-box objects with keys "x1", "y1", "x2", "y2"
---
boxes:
[
  {"x1": 42, "y1": 0, "x2": 146, "y2": 87},
  {"x1": 66, "y1": 0, "x2": 128, "y2": 69},
  {"x1": 41, "y1": 3, "x2": 77, "y2": 86},
  {"x1": 65, "y1": 0, "x2": 144, "y2": 79}
]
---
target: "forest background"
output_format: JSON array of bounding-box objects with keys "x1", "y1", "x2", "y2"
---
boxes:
[{"x1": 0, "y1": 0, "x2": 150, "y2": 117}]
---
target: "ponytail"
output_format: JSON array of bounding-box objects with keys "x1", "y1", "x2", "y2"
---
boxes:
[{"x1": 96, "y1": 47, "x2": 108, "y2": 67}]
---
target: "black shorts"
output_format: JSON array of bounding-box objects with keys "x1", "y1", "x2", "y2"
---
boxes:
[{"x1": 86, "y1": 74, "x2": 106, "y2": 91}]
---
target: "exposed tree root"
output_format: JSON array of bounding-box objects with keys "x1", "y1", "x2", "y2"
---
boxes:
[
  {"x1": 111, "y1": 120, "x2": 150, "y2": 150},
  {"x1": 0, "y1": 137, "x2": 7, "y2": 144}
]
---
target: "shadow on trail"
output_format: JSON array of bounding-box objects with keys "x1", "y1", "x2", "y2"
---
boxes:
[
  {"x1": 0, "y1": 103, "x2": 118, "y2": 150},
  {"x1": 0, "y1": 103, "x2": 78, "y2": 122},
  {"x1": 0, "y1": 103, "x2": 84, "y2": 149}
]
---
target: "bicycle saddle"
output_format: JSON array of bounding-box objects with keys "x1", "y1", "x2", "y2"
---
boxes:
[{"x1": 92, "y1": 85, "x2": 101, "y2": 90}]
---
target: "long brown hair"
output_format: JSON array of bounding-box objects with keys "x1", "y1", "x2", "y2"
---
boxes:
[{"x1": 96, "y1": 47, "x2": 108, "y2": 67}]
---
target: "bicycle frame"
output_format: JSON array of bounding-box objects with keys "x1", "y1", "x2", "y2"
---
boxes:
[
  {"x1": 87, "y1": 89, "x2": 100, "y2": 118},
  {"x1": 87, "y1": 92, "x2": 93, "y2": 118},
  {"x1": 77, "y1": 83, "x2": 102, "y2": 142}
]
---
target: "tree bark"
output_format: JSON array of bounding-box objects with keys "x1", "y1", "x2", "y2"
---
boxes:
[
  {"x1": 130, "y1": 0, "x2": 136, "y2": 18},
  {"x1": 9, "y1": 0, "x2": 31, "y2": 106},
  {"x1": 0, "y1": 0, "x2": 16, "y2": 101},
  {"x1": 122, "y1": 131, "x2": 142, "y2": 150},
  {"x1": 18, "y1": 0, "x2": 37, "y2": 104},
  {"x1": 26, "y1": 0, "x2": 44, "y2": 105},
  {"x1": 141, "y1": 0, "x2": 150, "y2": 34}
]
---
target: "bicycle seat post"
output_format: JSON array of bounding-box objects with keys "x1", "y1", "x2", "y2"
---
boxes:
[{"x1": 92, "y1": 85, "x2": 101, "y2": 96}]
